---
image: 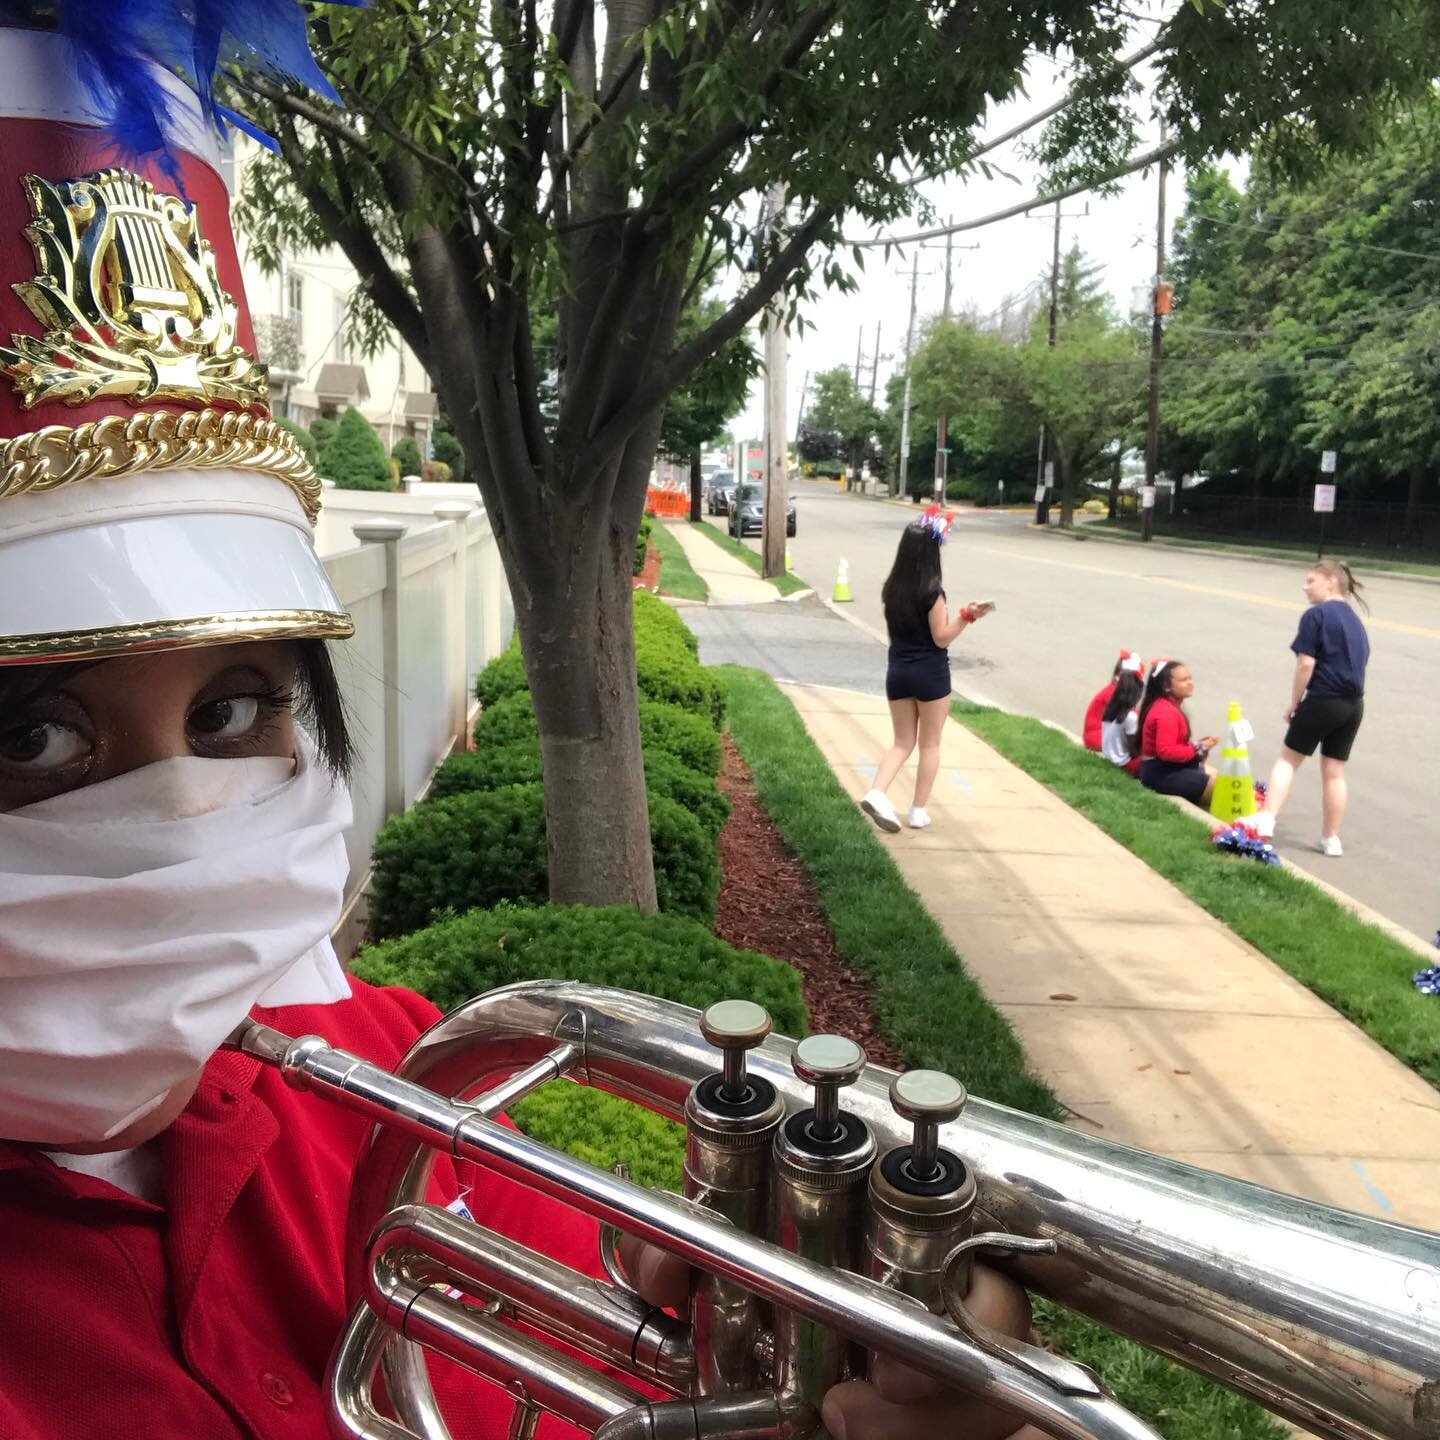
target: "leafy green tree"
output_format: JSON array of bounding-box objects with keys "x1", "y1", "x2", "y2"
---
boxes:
[
  {"x1": 807, "y1": 369, "x2": 881, "y2": 485},
  {"x1": 308, "y1": 415, "x2": 338, "y2": 453},
  {"x1": 231, "y1": 0, "x2": 1440, "y2": 909},
  {"x1": 318, "y1": 407, "x2": 393, "y2": 491},
  {"x1": 392, "y1": 434, "x2": 423, "y2": 477}
]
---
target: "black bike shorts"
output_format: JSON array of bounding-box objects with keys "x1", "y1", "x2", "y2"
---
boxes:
[{"x1": 1284, "y1": 693, "x2": 1364, "y2": 761}]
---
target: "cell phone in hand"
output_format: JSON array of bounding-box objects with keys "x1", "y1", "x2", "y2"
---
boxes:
[{"x1": 977, "y1": 599, "x2": 997, "y2": 612}]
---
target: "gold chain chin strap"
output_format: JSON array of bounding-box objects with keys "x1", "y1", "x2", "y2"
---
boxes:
[{"x1": 0, "y1": 408, "x2": 321, "y2": 523}]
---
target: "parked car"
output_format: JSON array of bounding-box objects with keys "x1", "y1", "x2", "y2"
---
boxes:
[
  {"x1": 705, "y1": 470, "x2": 736, "y2": 515},
  {"x1": 727, "y1": 483, "x2": 797, "y2": 538}
]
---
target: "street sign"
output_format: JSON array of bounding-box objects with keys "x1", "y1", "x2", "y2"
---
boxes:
[
  {"x1": 1314, "y1": 483, "x2": 1337, "y2": 514},
  {"x1": 1043, "y1": 462, "x2": 1055, "y2": 486},
  {"x1": 1320, "y1": 450, "x2": 1338, "y2": 474},
  {"x1": 1141, "y1": 485, "x2": 1157, "y2": 510},
  {"x1": 1034, "y1": 484, "x2": 1046, "y2": 503}
]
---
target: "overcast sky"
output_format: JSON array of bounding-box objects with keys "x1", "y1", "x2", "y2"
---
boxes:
[{"x1": 730, "y1": 16, "x2": 1222, "y2": 448}]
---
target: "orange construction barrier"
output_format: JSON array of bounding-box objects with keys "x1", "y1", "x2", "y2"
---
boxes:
[{"x1": 645, "y1": 488, "x2": 690, "y2": 518}]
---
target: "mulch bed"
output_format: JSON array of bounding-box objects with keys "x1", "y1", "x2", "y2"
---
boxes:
[
  {"x1": 714, "y1": 736, "x2": 904, "y2": 1067},
  {"x1": 632, "y1": 538, "x2": 661, "y2": 591}
]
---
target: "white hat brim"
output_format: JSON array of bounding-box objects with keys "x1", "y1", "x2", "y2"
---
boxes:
[{"x1": 0, "y1": 510, "x2": 352, "y2": 664}]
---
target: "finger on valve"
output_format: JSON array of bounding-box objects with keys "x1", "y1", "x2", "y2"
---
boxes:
[{"x1": 615, "y1": 1233, "x2": 691, "y2": 1310}]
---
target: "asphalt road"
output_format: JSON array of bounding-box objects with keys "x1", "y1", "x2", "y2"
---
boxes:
[{"x1": 748, "y1": 480, "x2": 1440, "y2": 944}]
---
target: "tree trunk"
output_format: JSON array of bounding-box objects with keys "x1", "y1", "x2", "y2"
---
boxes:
[
  {"x1": 1058, "y1": 450, "x2": 1075, "y2": 529},
  {"x1": 689, "y1": 450, "x2": 703, "y2": 523},
  {"x1": 1404, "y1": 465, "x2": 1424, "y2": 537},
  {"x1": 520, "y1": 502, "x2": 658, "y2": 912},
  {"x1": 1107, "y1": 447, "x2": 1122, "y2": 520}
]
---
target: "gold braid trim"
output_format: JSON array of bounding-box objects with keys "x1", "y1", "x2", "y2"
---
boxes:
[{"x1": 0, "y1": 408, "x2": 322, "y2": 524}]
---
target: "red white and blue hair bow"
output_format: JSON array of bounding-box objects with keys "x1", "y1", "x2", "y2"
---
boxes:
[{"x1": 917, "y1": 505, "x2": 956, "y2": 544}]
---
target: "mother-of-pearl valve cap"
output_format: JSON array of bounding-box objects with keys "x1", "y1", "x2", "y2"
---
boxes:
[
  {"x1": 700, "y1": 1000, "x2": 772, "y2": 1102},
  {"x1": 792, "y1": 1034, "x2": 867, "y2": 1141},
  {"x1": 889, "y1": 1070, "x2": 967, "y2": 1181}
]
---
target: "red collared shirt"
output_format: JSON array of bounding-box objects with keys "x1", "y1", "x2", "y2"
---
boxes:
[
  {"x1": 1140, "y1": 696, "x2": 1199, "y2": 764},
  {"x1": 1082, "y1": 684, "x2": 1114, "y2": 751},
  {"x1": 0, "y1": 978, "x2": 600, "y2": 1440}
]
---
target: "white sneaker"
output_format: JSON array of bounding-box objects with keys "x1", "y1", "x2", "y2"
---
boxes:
[
  {"x1": 1252, "y1": 811, "x2": 1275, "y2": 839},
  {"x1": 861, "y1": 788, "x2": 901, "y2": 833},
  {"x1": 1317, "y1": 834, "x2": 1344, "y2": 857},
  {"x1": 907, "y1": 806, "x2": 931, "y2": 829}
]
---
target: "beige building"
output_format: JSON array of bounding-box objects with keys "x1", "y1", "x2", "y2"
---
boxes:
[{"x1": 226, "y1": 138, "x2": 438, "y2": 455}]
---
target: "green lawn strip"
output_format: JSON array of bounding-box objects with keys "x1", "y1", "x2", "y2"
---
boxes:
[
  {"x1": 694, "y1": 520, "x2": 810, "y2": 596},
  {"x1": 951, "y1": 699, "x2": 1440, "y2": 1088},
  {"x1": 651, "y1": 521, "x2": 709, "y2": 601},
  {"x1": 719, "y1": 663, "x2": 1287, "y2": 1440},
  {"x1": 1073, "y1": 521, "x2": 1440, "y2": 577}
]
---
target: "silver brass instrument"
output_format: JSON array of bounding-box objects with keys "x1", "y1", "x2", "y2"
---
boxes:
[{"x1": 226, "y1": 981, "x2": 1440, "y2": 1440}]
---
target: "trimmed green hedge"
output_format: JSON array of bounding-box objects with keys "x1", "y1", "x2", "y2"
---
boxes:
[
  {"x1": 474, "y1": 640, "x2": 528, "y2": 709},
  {"x1": 429, "y1": 743, "x2": 728, "y2": 840},
  {"x1": 634, "y1": 515, "x2": 653, "y2": 577},
  {"x1": 635, "y1": 589, "x2": 699, "y2": 658},
  {"x1": 369, "y1": 782, "x2": 720, "y2": 938},
  {"x1": 472, "y1": 693, "x2": 721, "y2": 778},
  {"x1": 352, "y1": 903, "x2": 808, "y2": 1191}
]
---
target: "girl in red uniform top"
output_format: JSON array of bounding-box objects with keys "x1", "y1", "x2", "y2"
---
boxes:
[
  {"x1": 1082, "y1": 650, "x2": 1141, "y2": 752},
  {"x1": 0, "y1": 13, "x2": 1038, "y2": 1440},
  {"x1": 1136, "y1": 660, "x2": 1220, "y2": 808}
]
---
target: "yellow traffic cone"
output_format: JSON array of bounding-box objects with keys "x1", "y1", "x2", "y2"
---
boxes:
[
  {"x1": 1210, "y1": 700, "x2": 1259, "y2": 823},
  {"x1": 833, "y1": 557, "x2": 853, "y2": 603}
]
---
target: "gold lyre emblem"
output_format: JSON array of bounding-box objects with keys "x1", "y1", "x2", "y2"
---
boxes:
[{"x1": 0, "y1": 169, "x2": 268, "y2": 410}]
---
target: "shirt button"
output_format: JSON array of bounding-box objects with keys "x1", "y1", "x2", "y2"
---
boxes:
[{"x1": 259, "y1": 1371, "x2": 295, "y2": 1408}]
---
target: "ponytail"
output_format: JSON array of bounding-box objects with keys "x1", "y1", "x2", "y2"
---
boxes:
[{"x1": 1313, "y1": 558, "x2": 1369, "y2": 613}]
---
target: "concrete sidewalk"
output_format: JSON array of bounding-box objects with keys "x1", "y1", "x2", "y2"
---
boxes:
[
  {"x1": 783, "y1": 680, "x2": 1440, "y2": 1233},
  {"x1": 664, "y1": 520, "x2": 778, "y2": 605}
]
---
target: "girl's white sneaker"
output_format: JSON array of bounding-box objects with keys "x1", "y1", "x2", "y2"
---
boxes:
[
  {"x1": 907, "y1": 806, "x2": 931, "y2": 829},
  {"x1": 861, "y1": 789, "x2": 901, "y2": 833},
  {"x1": 1317, "y1": 834, "x2": 1344, "y2": 857}
]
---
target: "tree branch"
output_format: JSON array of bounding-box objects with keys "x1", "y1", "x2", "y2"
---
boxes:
[{"x1": 587, "y1": 204, "x2": 837, "y2": 465}]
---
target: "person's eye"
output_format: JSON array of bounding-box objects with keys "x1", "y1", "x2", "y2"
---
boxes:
[
  {"x1": 0, "y1": 720, "x2": 89, "y2": 773},
  {"x1": 188, "y1": 695, "x2": 261, "y2": 739}
]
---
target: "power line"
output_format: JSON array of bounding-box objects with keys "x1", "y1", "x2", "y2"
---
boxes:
[{"x1": 1183, "y1": 209, "x2": 1440, "y2": 266}]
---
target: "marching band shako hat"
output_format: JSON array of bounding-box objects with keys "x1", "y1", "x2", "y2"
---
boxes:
[{"x1": 0, "y1": 23, "x2": 352, "y2": 666}]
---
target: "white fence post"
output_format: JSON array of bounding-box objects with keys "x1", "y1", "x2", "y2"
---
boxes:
[
  {"x1": 433, "y1": 500, "x2": 474, "y2": 750},
  {"x1": 352, "y1": 518, "x2": 409, "y2": 817}
]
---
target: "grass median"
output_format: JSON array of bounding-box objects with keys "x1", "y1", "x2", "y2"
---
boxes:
[
  {"x1": 952, "y1": 698, "x2": 1440, "y2": 1089},
  {"x1": 721, "y1": 663, "x2": 1287, "y2": 1440},
  {"x1": 695, "y1": 520, "x2": 810, "y2": 596},
  {"x1": 650, "y1": 520, "x2": 708, "y2": 601}
]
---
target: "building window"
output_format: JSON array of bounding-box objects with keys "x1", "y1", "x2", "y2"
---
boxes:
[
  {"x1": 286, "y1": 273, "x2": 304, "y2": 321},
  {"x1": 333, "y1": 297, "x2": 349, "y2": 363}
]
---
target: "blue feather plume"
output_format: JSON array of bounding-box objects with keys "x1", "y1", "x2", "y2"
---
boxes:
[{"x1": 5, "y1": 1, "x2": 364, "y2": 170}]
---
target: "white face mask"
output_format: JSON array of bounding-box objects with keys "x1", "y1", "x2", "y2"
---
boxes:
[{"x1": 0, "y1": 731, "x2": 352, "y2": 1145}]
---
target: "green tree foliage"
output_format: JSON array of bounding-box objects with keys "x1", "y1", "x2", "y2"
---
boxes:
[
  {"x1": 806, "y1": 368, "x2": 882, "y2": 478},
  {"x1": 230, "y1": 0, "x2": 1440, "y2": 907},
  {"x1": 1163, "y1": 100, "x2": 1440, "y2": 526},
  {"x1": 273, "y1": 416, "x2": 316, "y2": 463},
  {"x1": 659, "y1": 297, "x2": 759, "y2": 462},
  {"x1": 391, "y1": 433, "x2": 423, "y2": 477},
  {"x1": 308, "y1": 415, "x2": 337, "y2": 452},
  {"x1": 317, "y1": 407, "x2": 393, "y2": 490}
]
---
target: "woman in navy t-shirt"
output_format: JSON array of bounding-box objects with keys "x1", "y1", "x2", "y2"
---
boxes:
[
  {"x1": 859, "y1": 510, "x2": 993, "y2": 832},
  {"x1": 1255, "y1": 559, "x2": 1370, "y2": 856}
]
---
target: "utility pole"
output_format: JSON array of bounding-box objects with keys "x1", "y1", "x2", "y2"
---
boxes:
[
  {"x1": 896, "y1": 253, "x2": 920, "y2": 498},
  {"x1": 935, "y1": 220, "x2": 954, "y2": 505},
  {"x1": 1033, "y1": 199, "x2": 1062, "y2": 527},
  {"x1": 1142, "y1": 120, "x2": 1170, "y2": 543},
  {"x1": 854, "y1": 326, "x2": 864, "y2": 387},
  {"x1": 868, "y1": 320, "x2": 882, "y2": 404},
  {"x1": 761, "y1": 181, "x2": 788, "y2": 579}
]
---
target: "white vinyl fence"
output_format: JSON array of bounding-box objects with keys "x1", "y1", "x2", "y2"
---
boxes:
[{"x1": 318, "y1": 486, "x2": 513, "y2": 954}]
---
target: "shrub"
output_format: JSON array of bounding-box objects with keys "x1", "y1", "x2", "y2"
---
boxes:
[
  {"x1": 430, "y1": 742, "x2": 728, "y2": 841},
  {"x1": 634, "y1": 590, "x2": 698, "y2": 658},
  {"x1": 431, "y1": 413, "x2": 465, "y2": 480},
  {"x1": 638, "y1": 643, "x2": 724, "y2": 729},
  {"x1": 309, "y1": 415, "x2": 338, "y2": 451},
  {"x1": 368, "y1": 780, "x2": 720, "y2": 937},
  {"x1": 472, "y1": 693, "x2": 721, "y2": 777},
  {"x1": 392, "y1": 434, "x2": 423, "y2": 477},
  {"x1": 428, "y1": 742, "x2": 545, "y2": 798},
  {"x1": 422, "y1": 460, "x2": 454, "y2": 483},
  {"x1": 368, "y1": 783, "x2": 547, "y2": 938},
  {"x1": 352, "y1": 904, "x2": 807, "y2": 1034},
  {"x1": 273, "y1": 416, "x2": 316, "y2": 463},
  {"x1": 318, "y1": 408, "x2": 392, "y2": 491},
  {"x1": 634, "y1": 515, "x2": 653, "y2": 577},
  {"x1": 474, "y1": 639, "x2": 528, "y2": 708}
]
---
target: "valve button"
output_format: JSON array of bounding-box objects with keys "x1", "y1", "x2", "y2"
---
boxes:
[
  {"x1": 792, "y1": 1034, "x2": 866, "y2": 1085},
  {"x1": 890, "y1": 1070, "x2": 966, "y2": 1124},
  {"x1": 700, "y1": 1000, "x2": 772, "y2": 1048}
]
